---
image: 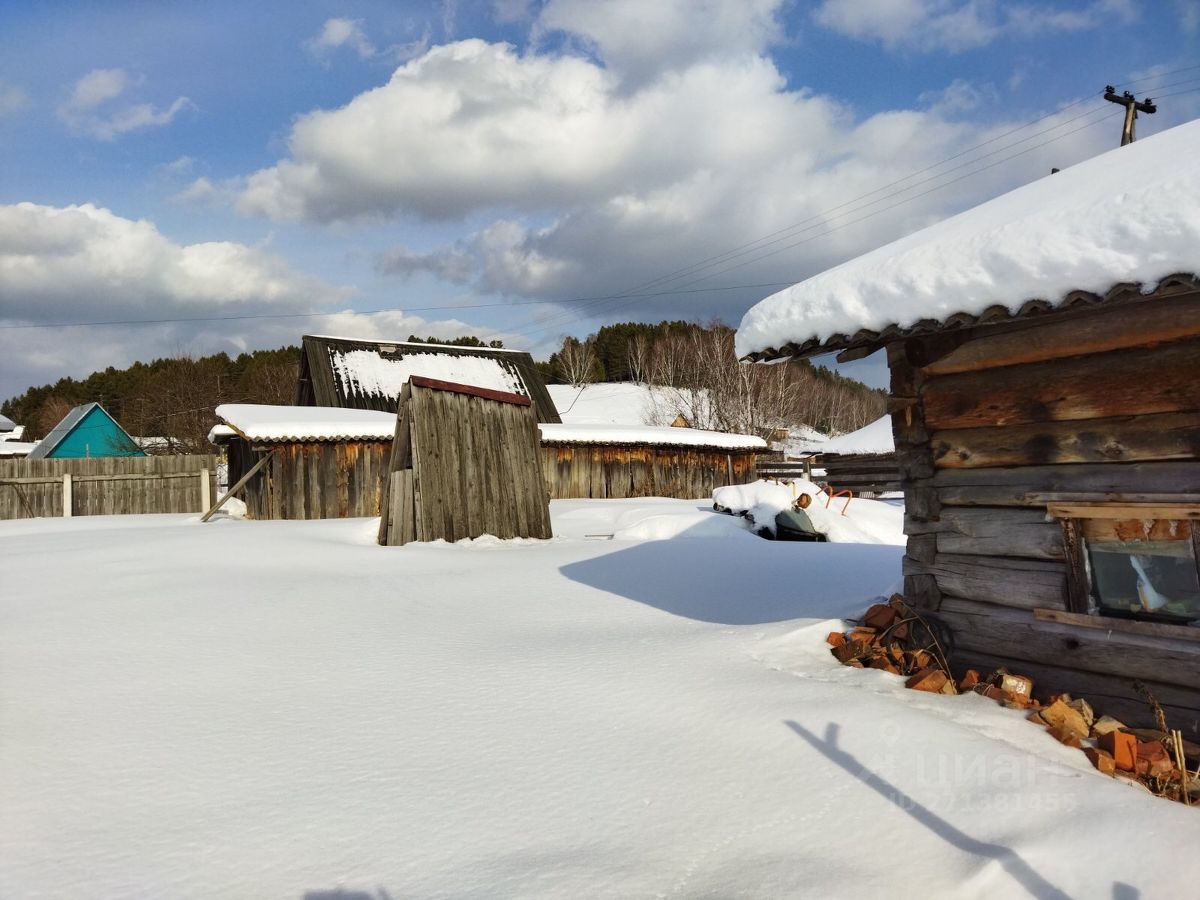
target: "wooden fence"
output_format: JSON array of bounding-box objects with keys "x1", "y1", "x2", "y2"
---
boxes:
[
  {"x1": 540, "y1": 445, "x2": 758, "y2": 500},
  {"x1": 819, "y1": 452, "x2": 901, "y2": 496},
  {"x1": 0, "y1": 455, "x2": 219, "y2": 520}
]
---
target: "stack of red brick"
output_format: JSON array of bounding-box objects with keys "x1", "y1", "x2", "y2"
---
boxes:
[{"x1": 828, "y1": 596, "x2": 1200, "y2": 805}]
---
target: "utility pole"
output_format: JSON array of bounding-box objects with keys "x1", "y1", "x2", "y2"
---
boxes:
[{"x1": 1103, "y1": 85, "x2": 1156, "y2": 146}]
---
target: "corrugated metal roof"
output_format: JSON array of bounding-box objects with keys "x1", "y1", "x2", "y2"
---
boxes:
[
  {"x1": 26, "y1": 402, "x2": 96, "y2": 459},
  {"x1": 740, "y1": 274, "x2": 1200, "y2": 362}
]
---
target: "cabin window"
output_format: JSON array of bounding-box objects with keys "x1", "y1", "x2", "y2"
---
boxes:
[{"x1": 1050, "y1": 505, "x2": 1200, "y2": 627}]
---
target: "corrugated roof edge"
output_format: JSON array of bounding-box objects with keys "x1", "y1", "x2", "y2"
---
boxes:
[
  {"x1": 740, "y1": 273, "x2": 1200, "y2": 363},
  {"x1": 304, "y1": 334, "x2": 527, "y2": 353}
]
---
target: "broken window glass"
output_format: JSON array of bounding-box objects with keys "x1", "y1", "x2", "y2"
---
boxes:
[{"x1": 1083, "y1": 521, "x2": 1200, "y2": 625}]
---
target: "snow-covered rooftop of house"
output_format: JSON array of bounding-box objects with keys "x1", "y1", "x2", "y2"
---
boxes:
[
  {"x1": 0, "y1": 440, "x2": 36, "y2": 457},
  {"x1": 214, "y1": 404, "x2": 395, "y2": 442},
  {"x1": 330, "y1": 349, "x2": 526, "y2": 402},
  {"x1": 820, "y1": 416, "x2": 894, "y2": 455},
  {"x1": 539, "y1": 423, "x2": 766, "y2": 450},
  {"x1": 736, "y1": 118, "x2": 1200, "y2": 359},
  {"x1": 0, "y1": 413, "x2": 15, "y2": 432}
]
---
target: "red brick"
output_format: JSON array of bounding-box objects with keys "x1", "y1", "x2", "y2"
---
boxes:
[
  {"x1": 957, "y1": 669, "x2": 981, "y2": 692},
  {"x1": 1084, "y1": 748, "x2": 1116, "y2": 776},
  {"x1": 826, "y1": 631, "x2": 846, "y2": 648},
  {"x1": 905, "y1": 667, "x2": 949, "y2": 693},
  {"x1": 862, "y1": 603, "x2": 899, "y2": 631},
  {"x1": 1099, "y1": 731, "x2": 1137, "y2": 771},
  {"x1": 1047, "y1": 725, "x2": 1082, "y2": 748}
]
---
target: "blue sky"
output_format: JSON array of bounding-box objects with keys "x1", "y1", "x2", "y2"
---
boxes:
[{"x1": 1, "y1": 0, "x2": 1198, "y2": 399}]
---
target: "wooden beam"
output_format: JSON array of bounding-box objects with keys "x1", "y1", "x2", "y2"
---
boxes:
[
  {"x1": 931, "y1": 410, "x2": 1200, "y2": 468},
  {"x1": 200, "y1": 451, "x2": 274, "y2": 523},
  {"x1": 1033, "y1": 608, "x2": 1200, "y2": 644},
  {"x1": 925, "y1": 339, "x2": 1200, "y2": 431},
  {"x1": 1046, "y1": 502, "x2": 1200, "y2": 520},
  {"x1": 922, "y1": 291, "x2": 1200, "y2": 376}
]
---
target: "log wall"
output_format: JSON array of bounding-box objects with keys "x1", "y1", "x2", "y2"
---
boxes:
[
  {"x1": 891, "y1": 289, "x2": 1200, "y2": 730},
  {"x1": 0, "y1": 455, "x2": 219, "y2": 519},
  {"x1": 226, "y1": 440, "x2": 391, "y2": 520},
  {"x1": 539, "y1": 444, "x2": 757, "y2": 500}
]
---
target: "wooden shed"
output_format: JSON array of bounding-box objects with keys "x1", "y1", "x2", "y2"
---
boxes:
[
  {"x1": 378, "y1": 376, "x2": 552, "y2": 545},
  {"x1": 538, "y1": 424, "x2": 765, "y2": 500},
  {"x1": 736, "y1": 121, "x2": 1200, "y2": 730},
  {"x1": 211, "y1": 404, "x2": 395, "y2": 520},
  {"x1": 295, "y1": 335, "x2": 561, "y2": 423}
]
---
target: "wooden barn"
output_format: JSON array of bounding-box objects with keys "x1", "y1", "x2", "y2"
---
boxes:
[
  {"x1": 211, "y1": 404, "x2": 395, "y2": 520},
  {"x1": 378, "y1": 376, "x2": 552, "y2": 545},
  {"x1": 736, "y1": 121, "x2": 1200, "y2": 730},
  {"x1": 295, "y1": 335, "x2": 561, "y2": 423},
  {"x1": 539, "y1": 424, "x2": 765, "y2": 500}
]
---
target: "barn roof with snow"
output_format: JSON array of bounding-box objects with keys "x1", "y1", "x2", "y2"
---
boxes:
[
  {"x1": 295, "y1": 335, "x2": 561, "y2": 423},
  {"x1": 736, "y1": 118, "x2": 1200, "y2": 362}
]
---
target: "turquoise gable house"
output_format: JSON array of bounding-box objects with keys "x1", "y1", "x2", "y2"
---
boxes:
[{"x1": 26, "y1": 403, "x2": 145, "y2": 460}]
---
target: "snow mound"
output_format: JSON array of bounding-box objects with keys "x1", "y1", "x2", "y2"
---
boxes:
[
  {"x1": 736, "y1": 118, "x2": 1200, "y2": 358},
  {"x1": 713, "y1": 478, "x2": 904, "y2": 544},
  {"x1": 539, "y1": 423, "x2": 765, "y2": 450},
  {"x1": 822, "y1": 416, "x2": 894, "y2": 455}
]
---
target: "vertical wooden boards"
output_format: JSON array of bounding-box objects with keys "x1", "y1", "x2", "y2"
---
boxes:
[
  {"x1": 0, "y1": 454, "x2": 220, "y2": 520},
  {"x1": 533, "y1": 444, "x2": 761, "y2": 500},
  {"x1": 378, "y1": 378, "x2": 552, "y2": 545}
]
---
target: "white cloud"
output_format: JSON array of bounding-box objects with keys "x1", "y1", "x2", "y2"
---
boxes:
[
  {"x1": 58, "y1": 68, "x2": 194, "y2": 140},
  {"x1": 535, "y1": 0, "x2": 787, "y2": 83},
  {"x1": 0, "y1": 202, "x2": 514, "y2": 398},
  {"x1": 171, "y1": 176, "x2": 222, "y2": 206},
  {"x1": 1177, "y1": 0, "x2": 1200, "y2": 33},
  {"x1": 0, "y1": 80, "x2": 31, "y2": 117},
  {"x1": 813, "y1": 0, "x2": 1136, "y2": 53},
  {"x1": 232, "y1": 17, "x2": 1122, "y2": 342},
  {"x1": 157, "y1": 155, "x2": 196, "y2": 176},
  {"x1": 305, "y1": 18, "x2": 377, "y2": 60}
]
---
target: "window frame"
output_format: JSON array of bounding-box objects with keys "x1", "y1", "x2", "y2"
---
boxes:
[{"x1": 1048, "y1": 502, "x2": 1200, "y2": 634}]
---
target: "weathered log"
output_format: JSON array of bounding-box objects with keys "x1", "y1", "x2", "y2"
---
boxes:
[
  {"x1": 904, "y1": 553, "x2": 1067, "y2": 610},
  {"x1": 906, "y1": 507, "x2": 1065, "y2": 560},
  {"x1": 923, "y1": 339, "x2": 1200, "y2": 430},
  {"x1": 935, "y1": 596, "x2": 1200, "y2": 689},
  {"x1": 931, "y1": 411, "x2": 1200, "y2": 468},
  {"x1": 933, "y1": 461, "x2": 1200, "y2": 507},
  {"x1": 952, "y1": 650, "x2": 1200, "y2": 734},
  {"x1": 921, "y1": 290, "x2": 1200, "y2": 376}
]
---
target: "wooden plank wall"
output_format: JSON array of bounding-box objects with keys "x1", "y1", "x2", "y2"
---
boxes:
[
  {"x1": 818, "y1": 452, "x2": 901, "y2": 495},
  {"x1": 0, "y1": 455, "x2": 219, "y2": 519},
  {"x1": 539, "y1": 445, "x2": 757, "y2": 500},
  {"x1": 892, "y1": 291, "x2": 1200, "y2": 729},
  {"x1": 226, "y1": 439, "x2": 391, "y2": 520},
  {"x1": 379, "y1": 381, "x2": 553, "y2": 544}
]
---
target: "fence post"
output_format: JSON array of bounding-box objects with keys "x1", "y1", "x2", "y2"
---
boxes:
[
  {"x1": 62, "y1": 473, "x2": 73, "y2": 518},
  {"x1": 199, "y1": 469, "x2": 212, "y2": 513}
]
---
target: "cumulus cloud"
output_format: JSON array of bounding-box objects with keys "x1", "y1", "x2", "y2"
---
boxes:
[
  {"x1": 0, "y1": 202, "x2": 514, "y2": 398},
  {"x1": 0, "y1": 80, "x2": 31, "y2": 117},
  {"x1": 813, "y1": 0, "x2": 1136, "y2": 52},
  {"x1": 535, "y1": 0, "x2": 786, "y2": 83},
  {"x1": 305, "y1": 17, "x2": 377, "y2": 60},
  {"x1": 58, "y1": 68, "x2": 193, "y2": 140}
]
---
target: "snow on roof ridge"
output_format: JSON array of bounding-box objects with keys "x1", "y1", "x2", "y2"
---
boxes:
[
  {"x1": 736, "y1": 118, "x2": 1200, "y2": 359},
  {"x1": 215, "y1": 403, "x2": 396, "y2": 442},
  {"x1": 305, "y1": 334, "x2": 526, "y2": 353},
  {"x1": 539, "y1": 423, "x2": 766, "y2": 450}
]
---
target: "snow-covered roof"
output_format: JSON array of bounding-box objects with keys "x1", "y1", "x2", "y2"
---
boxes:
[
  {"x1": 819, "y1": 416, "x2": 894, "y2": 456},
  {"x1": 736, "y1": 118, "x2": 1200, "y2": 361},
  {"x1": 0, "y1": 441, "x2": 36, "y2": 457},
  {"x1": 214, "y1": 404, "x2": 396, "y2": 442},
  {"x1": 539, "y1": 423, "x2": 766, "y2": 450},
  {"x1": 0, "y1": 413, "x2": 15, "y2": 432}
]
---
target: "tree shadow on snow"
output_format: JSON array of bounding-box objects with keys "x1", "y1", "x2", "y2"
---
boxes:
[
  {"x1": 558, "y1": 522, "x2": 902, "y2": 625},
  {"x1": 786, "y1": 721, "x2": 1139, "y2": 900}
]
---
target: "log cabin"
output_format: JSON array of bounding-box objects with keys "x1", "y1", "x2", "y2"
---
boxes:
[{"x1": 736, "y1": 120, "x2": 1200, "y2": 731}]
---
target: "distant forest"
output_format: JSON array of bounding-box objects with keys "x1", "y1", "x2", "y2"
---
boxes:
[{"x1": 2, "y1": 322, "x2": 884, "y2": 450}]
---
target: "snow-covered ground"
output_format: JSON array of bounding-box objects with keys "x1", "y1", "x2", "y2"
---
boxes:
[
  {"x1": 548, "y1": 382, "x2": 669, "y2": 425},
  {"x1": 3, "y1": 504, "x2": 1198, "y2": 898},
  {"x1": 714, "y1": 478, "x2": 903, "y2": 544}
]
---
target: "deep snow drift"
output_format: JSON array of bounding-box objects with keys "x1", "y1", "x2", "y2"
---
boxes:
[
  {"x1": 714, "y1": 478, "x2": 904, "y2": 545},
  {"x1": 2, "y1": 504, "x2": 1198, "y2": 898}
]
